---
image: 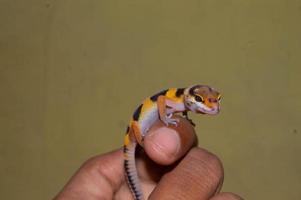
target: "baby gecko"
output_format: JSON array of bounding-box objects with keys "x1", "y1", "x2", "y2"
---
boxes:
[{"x1": 123, "y1": 85, "x2": 221, "y2": 200}]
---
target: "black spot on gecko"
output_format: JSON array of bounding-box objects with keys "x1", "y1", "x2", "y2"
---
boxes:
[
  {"x1": 123, "y1": 146, "x2": 128, "y2": 153},
  {"x1": 189, "y1": 85, "x2": 200, "y2": 96},
  {"x1": 124, "y1": 159, "x2": 129, "y2": 167},
  {"x1": 175, "y1": 88, "x2": 185, "y2": 97},
  {"x1": 150, "y1": 89, "x2": 168, "y2": 101},
  {"x1": 133, "y1": 188, "x2": 140, "y2": 198},
  {"x1": 133, "y1": 104, "x2": 143, "y2": 121},
  {"x1": 127, "y1": 174, "x2": 136, "y2": 190},
  {"x1": 125, "y1": 125, "x2": 130, "y2": 134}
]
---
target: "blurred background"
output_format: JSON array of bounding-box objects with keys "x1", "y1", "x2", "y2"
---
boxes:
[{"x1": 1, "y1": 0, "x2": 300, "y2": 199}]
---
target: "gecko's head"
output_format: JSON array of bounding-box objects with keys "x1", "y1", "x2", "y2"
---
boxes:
[{"x1": 184, "y1": 85, "x2": 221, "y2": 115}]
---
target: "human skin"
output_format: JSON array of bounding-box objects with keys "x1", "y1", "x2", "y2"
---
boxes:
[{"x1": 54, "y1": 117, "x2": 243, "y2": 200}]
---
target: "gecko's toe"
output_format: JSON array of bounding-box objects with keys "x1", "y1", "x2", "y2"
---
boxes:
[
  {"x1": 163, "y1": 117, "x2": 179, "y2": 127},
  {"x1": 188, "y1": 119, "x2": 196, "y2": 127}
]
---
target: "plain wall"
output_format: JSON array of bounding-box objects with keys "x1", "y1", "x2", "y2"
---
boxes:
[{"x1": 0, "y1": 0, "x2": 300, "y2": 199}]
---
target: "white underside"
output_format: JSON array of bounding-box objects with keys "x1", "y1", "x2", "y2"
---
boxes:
[
  {"x1": 139, "y1": 104, "x2": 159, "y2": 136},
  {"x1": 139, "y1": 102, "x2": 185, "y2": 136}
]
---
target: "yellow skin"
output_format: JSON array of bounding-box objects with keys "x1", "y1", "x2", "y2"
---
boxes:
[{"x1": 123, "y1": 85, "x2": 221, "y2": 200}]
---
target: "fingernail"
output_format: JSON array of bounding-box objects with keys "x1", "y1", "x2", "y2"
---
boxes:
[{"x1": 148, "y1": 127, "x2": 180, "y2": 159}]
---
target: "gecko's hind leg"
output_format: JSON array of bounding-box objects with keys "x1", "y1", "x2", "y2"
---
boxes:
[{"x1": 131, "y1": 121, "x2": 144, "y2": 147}]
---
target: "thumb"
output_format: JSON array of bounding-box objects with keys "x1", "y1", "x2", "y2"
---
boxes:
[{"x1": 143, "y1": 116, "x2": 197, "y2": 165}]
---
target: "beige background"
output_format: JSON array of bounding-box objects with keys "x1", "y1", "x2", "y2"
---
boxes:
[{"x1": 1, "y1": 0, "x2": 301, "y2": 199}]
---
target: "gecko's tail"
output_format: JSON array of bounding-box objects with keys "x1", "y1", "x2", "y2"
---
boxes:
[{"x1": 124, "y1": 140, "x2": 144, "y2": 200}]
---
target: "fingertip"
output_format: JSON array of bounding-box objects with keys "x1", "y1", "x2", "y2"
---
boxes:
[
  {"x1": 144, "y1": 117, "x2": 197, "y2": 165},
  {"x1": 144, "y1": 126, "x2": 181, "y2": 165}
]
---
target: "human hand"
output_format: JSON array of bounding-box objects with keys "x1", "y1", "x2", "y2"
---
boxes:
[{"x1": 54, "y1": 117, "x2": 243, "y2": 200}]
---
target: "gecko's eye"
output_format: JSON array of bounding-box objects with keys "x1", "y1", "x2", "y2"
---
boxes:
[
  {"x1": 217, "y1": 94, "x2": 222, "y2": 101},
  {"x1": 194, "y1": 95, "x2": 204, "y2": 103}
]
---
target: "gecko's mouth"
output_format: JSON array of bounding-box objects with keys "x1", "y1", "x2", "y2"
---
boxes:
[
  {"x1": 196, "y1": 110, "x2": 207, "y2": 114},
  {"x1": 197, "y1": 107, "x2": 219, "y2": 115}
]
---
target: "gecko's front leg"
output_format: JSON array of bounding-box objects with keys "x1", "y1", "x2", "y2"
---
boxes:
[
  {"x1": 157, "y1": 95, "x2": 180, "y2": 126},
  {"x1": 182, "y1": 111, "x2": 196, "y2": 127}
]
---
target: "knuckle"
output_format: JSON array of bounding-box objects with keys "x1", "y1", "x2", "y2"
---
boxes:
[{"x1": 81, "y1": 155, "x2": 100, "y2": 170}]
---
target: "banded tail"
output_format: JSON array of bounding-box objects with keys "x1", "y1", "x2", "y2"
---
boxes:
[{"x1": 124, "y1": 140, "x2": 144, "y2": 200}]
